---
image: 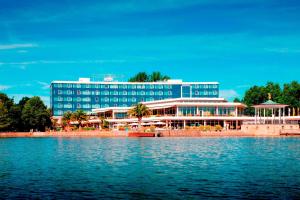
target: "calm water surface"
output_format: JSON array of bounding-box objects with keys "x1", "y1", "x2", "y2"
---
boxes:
[{"x1": 0, "y1": 137, "x2": 300, "y2": 199}]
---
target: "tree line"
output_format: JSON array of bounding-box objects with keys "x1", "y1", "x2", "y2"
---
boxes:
[
  {"x1": 234, "y1": 81, "x2": 300, "y2": 115},
  {"x1": 128, "y1": 72, "x2": 170, "y2": 82},
  {"x1": 0, "y1": 93, "x2": 51, "y2": 132}
]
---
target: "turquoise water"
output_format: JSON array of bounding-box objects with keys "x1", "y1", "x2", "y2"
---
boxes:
[{"x1": 0, "y1": 138, "x2": 300, "y2": 199}]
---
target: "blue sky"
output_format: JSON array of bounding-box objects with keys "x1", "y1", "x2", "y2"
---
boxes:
[{"x1": 0, "y1": 0, "x2": 300, "y2": 106}]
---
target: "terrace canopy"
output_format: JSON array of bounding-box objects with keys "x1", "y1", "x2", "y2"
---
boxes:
[{"x1": 252, "y1": 99, "x2": 288, "y2": 124}]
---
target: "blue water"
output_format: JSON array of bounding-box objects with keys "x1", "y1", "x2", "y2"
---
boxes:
[{"x1": 0, "y1": 138, "x2": 300, "y2": 199}]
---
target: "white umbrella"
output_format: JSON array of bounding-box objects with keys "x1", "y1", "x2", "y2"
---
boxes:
[
  {"x1": 129, "y1": 123, "x2": 139, "y2": 126},
  {"x1": 155, "y1": 121, "x2": 166, "y2": 125}
]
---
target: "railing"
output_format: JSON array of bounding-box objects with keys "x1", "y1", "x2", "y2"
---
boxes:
[{"x1": 243, "y1": 120, "x2": 299, "y2": 125}]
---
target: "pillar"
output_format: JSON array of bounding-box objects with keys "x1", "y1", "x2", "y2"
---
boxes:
[
  {"x1": 183, "y1": 120, "x2": 186, "y2": 129},
  {"x1": 263, "y1": 108, "x2": 266, "y2": 124},
  {"x1": 235, "y1": 107, "x2": 238, "y2": 117},
  {"x1": 176, "y1": 106, "x2": 179, "y2": 117},
  {"x1": 283, "y1": 108, "x2": 285, "y2": 124},
  {"x1": 204, "y1": 120, "x2": 207, "y2": 126},
  {"x1": 255, "y1": 108, "x2": 257, "y2": 124},
  {"x1": 279, "y1": 108, "x2": 281, "y2": 124}
]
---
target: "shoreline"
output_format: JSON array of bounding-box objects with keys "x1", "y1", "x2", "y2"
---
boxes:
[{"x1": 1, "y1": 130, "x2": 299, "y2": 138}]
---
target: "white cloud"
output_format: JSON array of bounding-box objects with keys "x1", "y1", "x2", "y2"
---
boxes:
[
  {"x1": 17, "y1": 50, "x2": 28, "y2": 53},
  {"x1": 0, "y1": 85, "x2": 11, "y2": 91},
  {"x1": 219, "y1": 89, "x2": 239, "y2": 100},
  {"x1": 0, "y1": 59, "x2": 126, "y2": 66},
  {"x1": 36, "y1": 81, "x2": 50, "y2": 90},
  {"x1": 0, "y1": 43, "x2": 38, "y2": 50}
]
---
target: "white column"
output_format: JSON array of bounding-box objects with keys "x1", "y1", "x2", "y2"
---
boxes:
[
  {"x1": 264, "y1": 108, "x2": 266, "y2": 124},
  {"x1": 283, "y1": 108, "x2": 285, "y2": 124},
  {"x1": 255, "y1": 108, "x2": 257, "y2": 124},
  {"x1": 235, "y1": 107, "x2": 238, "y2": 117},
  {"x1": 176, "y1": 106, "x2": 179, "y2": 117},
  {"x1": 183, "y1": 120, "x2": 186, "y2": 129},
  {"x1": 272, "y1": 108, "x2": 274, "y2": 124},
  {"x1": 216, "y1": 107, "x2": 219, "y2": 116},
  {"x1": 279, "y1": 108, "x2": 281, "y2": 124},
  {"x1": 204, "y1": 120, "x2": 207, "y2": 126}
]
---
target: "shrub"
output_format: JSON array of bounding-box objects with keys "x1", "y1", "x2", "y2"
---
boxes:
[
  {"x1": 204, "y1": 125, "x2": 211, "y2": 131},
  {"x1": 83, "y1": 127, "x2": 96, "y2": 131},
  {"x1": 199, "y1": 125, "x2": 205, "y2": 131},
  {"x1": 215, "y1": 125, "x2": 223, "y2": 131},
  {"x1": 150, "y1": 125, "x2": 156, "y2": 132}
]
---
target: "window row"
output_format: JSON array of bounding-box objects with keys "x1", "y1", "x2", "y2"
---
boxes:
[
  {"x1": 56, "y1": 90, "x2": 173, "y2": 96},
  {"x1": 53, "y1": 83, "x2": 173, "y2": 89},
  {"x1": 53, "y1": 96, "x2": 157, "y2": 103}
]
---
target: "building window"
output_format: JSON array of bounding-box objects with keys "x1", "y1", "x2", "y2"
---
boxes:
[
  {"x1": 58, "y1": 90, "x2": 62, "y2": 94},
  {"x1": 67, "y1": 97, "x2": 72, "y2": 101},
  {"x1": 195, "y1": 91, "x2": 199, "y2": 95},
  {"x1": 77, "y1": 90, "x2": 81, "y2": 95}
]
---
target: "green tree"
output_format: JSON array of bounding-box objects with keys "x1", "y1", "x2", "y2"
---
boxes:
[
  {"x1": 0, "y1": 93, "x2": 14, "y2": 110},
  {"x1": 0, "y1": 101, "x2": 12, "y2": 131},
  {"x1": 128, "y1": 72, "x2": 171, "y2": 82},
  {"x1": 233, "y1": 97, "x2": 241, "y2": 102},
  {"x1": 242, "y1": 86, "x2": 266, "y2": 115},
  {"x1": 128, "y1": 103, "x2": 151, "y2": 130},
  {"x1": 21, "y1": 96, "x2": 51, "y2": 131},
  {"x1": 281, "y1": 81, "x2": 300, "y2": 114},
  {"x1": 149, "y1": 72, "x2": 170, "y2": 82},
  {"x1": 71, "y1": 110, "x2": 88, "y2": 129},
  {"x1": 9, "y1": 104, "x2": 22, "y2": 131},
  {"x1": 128, "y1": 72, "x2": 149, "y2": 82},
  {"x1": 264, "y1": 82, "x2": 282, "y2": 102},
  {"x1": 62, "y1": 111, "x2": 73, "y2": 129}
]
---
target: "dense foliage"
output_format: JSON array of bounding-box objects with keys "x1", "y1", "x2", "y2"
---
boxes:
[
  {"x1": 128, "y1": 103, "x2": 151, "y2": 129},
  {"x1": 128, "y1": 72, "x2": 170, "y2": 82},
  {"x1": 240, "y1": 81, "x2": 300, "y2": 115},
  {"x1": 0, "y1": 93, "x2": 51, "y2": 132}
]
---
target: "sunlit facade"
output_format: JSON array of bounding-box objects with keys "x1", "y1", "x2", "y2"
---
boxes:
[{"x1": 93, "y1": 98, "x2": 247, "y2": 129}]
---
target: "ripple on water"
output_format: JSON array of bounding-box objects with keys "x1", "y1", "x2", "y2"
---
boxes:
[{"x1": 0, "y1": 137, "x2": 300, "y2": 199}]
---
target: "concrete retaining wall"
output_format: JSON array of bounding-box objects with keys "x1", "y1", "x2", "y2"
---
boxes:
[{"x1": 241, "y1": 124, "x2": 300, "y2": 136}]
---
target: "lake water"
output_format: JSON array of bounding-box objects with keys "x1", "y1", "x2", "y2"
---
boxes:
[{"x1": 0, "y1": 137, "x2": 300, "y2": 199}]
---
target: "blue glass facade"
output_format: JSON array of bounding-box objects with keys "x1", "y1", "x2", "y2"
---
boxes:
[{"x1": 50, "y1": 80, "x2": 219, "y2": 116}]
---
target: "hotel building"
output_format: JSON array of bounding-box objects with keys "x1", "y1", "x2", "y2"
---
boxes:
[
  {"x1": 50, "y1": 78, "x2": 219, "y2": 116},
  {"x1": 51, "y1": 77, "x2": 300, "y2": 130}
]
